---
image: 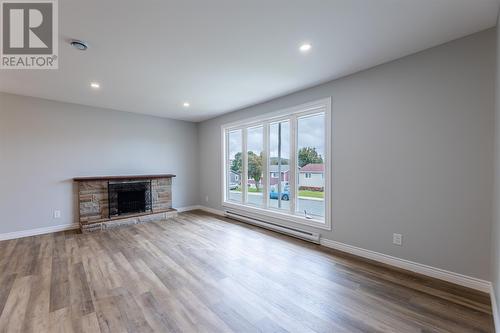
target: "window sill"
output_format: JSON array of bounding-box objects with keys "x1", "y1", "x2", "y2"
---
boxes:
[{"x1": 222, "y1": 201, "x2": 331, "y2": 231}]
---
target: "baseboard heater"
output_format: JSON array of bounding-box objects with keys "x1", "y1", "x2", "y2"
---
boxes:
[{"x1": 224, "y1": 210, "x2": 320, "y2": 244}]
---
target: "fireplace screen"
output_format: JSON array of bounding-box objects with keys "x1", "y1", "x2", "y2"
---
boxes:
[{"x1": 108, "y1": 180, "x2": 152, "y2": 217}]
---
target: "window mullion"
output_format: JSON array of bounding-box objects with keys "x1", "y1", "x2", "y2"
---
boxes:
[
  {"x1": 225, "y1": 131, "x2": 230, "y2": 202},
  {"x1": 263, "y1": 122, "x2": 269, "y2": 209},
  {"x1": 242, "y1": 127, "x2": 248, "y2": 204},
  {"x1": 290, "y1": 115, "x2": 297, "y2": 214}
]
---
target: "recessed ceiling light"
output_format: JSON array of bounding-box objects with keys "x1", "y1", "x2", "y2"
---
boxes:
[
  {"x1": 299, "y1": 43, "x2": 312, "y2": 52},
  {"x1": 90, "y1": 82, "x2": 100, "y2": 89},
  {"x1": 183, "y1": 102, "x2": 190, "y2": 108}
]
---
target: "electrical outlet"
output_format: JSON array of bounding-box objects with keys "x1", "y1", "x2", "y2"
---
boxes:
[
  {"x1": 53, "y1": 210, "x2": 61, "y2": 219},
  {"x1": 205, "y1": 195, "x2": 209, "y2": 203},
  {"x1": 393, "y1": 233, "x2": 402, "y2": 246}
]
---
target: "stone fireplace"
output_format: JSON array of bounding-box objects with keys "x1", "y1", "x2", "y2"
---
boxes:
[{"x1": 74, "y1": 174, "x2": 177, "y2": 232}]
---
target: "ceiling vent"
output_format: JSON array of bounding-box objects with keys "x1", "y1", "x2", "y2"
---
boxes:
[{"x1": 70, "y1": 40, "x2": 88, "y2": 51}]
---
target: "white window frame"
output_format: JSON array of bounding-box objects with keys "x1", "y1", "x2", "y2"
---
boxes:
[{"x1": 221, "y1": 98, "x2": 332, "y2": 230}]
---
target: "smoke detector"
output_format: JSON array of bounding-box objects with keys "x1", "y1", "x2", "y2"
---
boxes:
[{"x1": 70, "y1": 40, "x2": 88, "y2": 51}]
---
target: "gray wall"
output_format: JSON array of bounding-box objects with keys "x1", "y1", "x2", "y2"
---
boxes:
[
  {"x1": 0, "y1": 93, "x2": 199, "y2": 233},
  {"x1": 198, "y1": 29, "x2": 495, "y2": 280},
  {"x1": 492, "y1": 17, "x2": 500, "y2": 321}
]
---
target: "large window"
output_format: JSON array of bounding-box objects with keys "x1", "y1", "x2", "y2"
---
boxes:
[{"x1": 222, "y1": 99, "x2": 331, "y2": 229}]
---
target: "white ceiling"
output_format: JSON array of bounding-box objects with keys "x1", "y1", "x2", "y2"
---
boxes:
[{"x1": 0, "y1": 0, "x2": 498, "y2": 122}]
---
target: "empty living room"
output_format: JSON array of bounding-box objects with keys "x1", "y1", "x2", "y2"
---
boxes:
[{"x1": 2, "y1": 1, "x2": 500, "y2": 332}]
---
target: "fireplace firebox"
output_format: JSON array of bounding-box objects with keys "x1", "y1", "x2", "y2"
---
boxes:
[{"x1": 108, "y1": 180, "x2": 152, "y2": 217}]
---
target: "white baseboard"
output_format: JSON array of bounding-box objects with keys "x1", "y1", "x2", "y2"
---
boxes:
[
  {"x1": 320, "y1": 238, "x2": 491, "y2": 293},
  {"x1": 178, "y1": 205, "x2": 225, "y2": 216},
  {"x1": 198, "y1": 206, "x2": 225, "y2": 216},
  {"x1": 491, "y1": 285, "x2": 499, "y2": 332},
  {"x1": 0, "y1": 223, "x2": 80, "y2": 241},
  {"x1": 177, "y1": 205, "x2": 204, "y2": 212}
]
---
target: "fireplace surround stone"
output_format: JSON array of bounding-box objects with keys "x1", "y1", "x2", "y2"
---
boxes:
[{"x1": 74, "y1": 174, "x2": 177, "y2": 232}]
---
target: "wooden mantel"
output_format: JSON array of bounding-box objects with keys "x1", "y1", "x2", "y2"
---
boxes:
[{"x1": 73, "y1": 174, "x2": 176, "y2": 182}]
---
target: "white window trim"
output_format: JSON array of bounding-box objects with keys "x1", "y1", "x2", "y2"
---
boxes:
[{"x1": 221, "y1": 97, "x2": 332, "y2": 231}]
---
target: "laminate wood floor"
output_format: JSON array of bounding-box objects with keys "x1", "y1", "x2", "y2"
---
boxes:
[{"x1": 0, "y1": 211, "x2": 494, "y2": 333}]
